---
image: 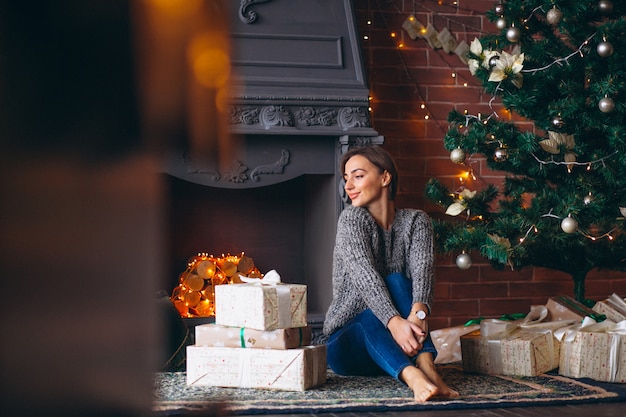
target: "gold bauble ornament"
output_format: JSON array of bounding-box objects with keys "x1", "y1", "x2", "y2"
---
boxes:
[
  {"x1": 546, "y1": 7, "x2": 562, "y2": 25},
  {"x1": 450, "y1": 147, "x2": 466, "y2": 164},
  {"x1": 598, "y1": 97, "x2": 615, "y2": 113},
  {"x1": 494, "y1": 146, "x2": 508, "y2": 162},
  {"x1": 597, "y1": 41, "x2": 614, "y2": 57},
  {"x1": 456, "y1": 252, "x2": 472, "y2": 270},
  {"x1": 598, "y1": 0, "x2": 614, "y2": 14},
  {"x1": 506, "y1": 26, "x2": 521, "y2": 42},
  {"x1": 561, "y1": 216, "x2": 578, "y2": 234}
]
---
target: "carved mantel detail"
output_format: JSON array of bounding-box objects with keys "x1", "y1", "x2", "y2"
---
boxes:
[
  {"x1": 230, "y1": 104, "x2": 371, "y2": 130},
  {"x1": 182, "y1": 149, "x2": 291, "y2": 185},
  {"x1": 239, "y1": 0, "x2": 273, "y2": 24}
]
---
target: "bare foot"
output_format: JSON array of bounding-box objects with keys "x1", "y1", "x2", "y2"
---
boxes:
[
  {"x1": 416, "y1": 353, "x2": 460, "y2": 398},
  {"x1": 399, "y1": 365, "x2": 439, "y2": 402}
]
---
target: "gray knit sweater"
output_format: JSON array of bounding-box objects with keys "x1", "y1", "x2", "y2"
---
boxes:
[{"x1": 322, "y1": 205, "x2": 435, "y2": 339}]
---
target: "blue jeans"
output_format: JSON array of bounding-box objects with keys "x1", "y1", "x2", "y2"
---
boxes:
[{"x1": 326, "y1": 272, "x2": 437, "y2": 380}]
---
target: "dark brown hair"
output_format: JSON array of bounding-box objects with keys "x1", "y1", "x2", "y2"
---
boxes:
[{"x1": 340, "y1": 146, "x2": 399, "y2": 200}]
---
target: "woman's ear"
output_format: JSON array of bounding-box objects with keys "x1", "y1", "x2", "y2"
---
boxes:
[{"x1": 382, "y1": 170, "x2": 391, "y2": 187}]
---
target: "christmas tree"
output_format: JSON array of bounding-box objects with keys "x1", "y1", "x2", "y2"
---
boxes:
[{"x1": 425, "y1": 0, "x2": 626, "y2": 302}]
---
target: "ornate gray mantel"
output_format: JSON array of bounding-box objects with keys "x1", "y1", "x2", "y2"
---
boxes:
[{"x1": 165, "y1": 0, "x2": 383, "y2": 192}]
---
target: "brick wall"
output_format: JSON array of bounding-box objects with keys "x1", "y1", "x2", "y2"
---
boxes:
[{"x1": 354, "y1": 0, "x2": 626, "y2": 329}]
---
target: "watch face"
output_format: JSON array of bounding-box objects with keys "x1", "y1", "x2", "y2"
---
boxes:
[{"x1": 416, "y1": 310, "x2": 427, "y2": 320}]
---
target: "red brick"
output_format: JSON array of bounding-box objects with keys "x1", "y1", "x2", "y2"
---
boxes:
[
  {"x1": 480, "y1": 267, "x2": 534, "y2": 283},
  {"x1": 478, "y1": 299, "x2": 534, "y2": 316},
  {"x1": 609, "y1": 280, "x2": 626, "y2": 295},
  {"x1": 533, "y1": 267, "x2": 572, "y2": 282},
  {"x1": 433, "y1": 299, "x2": 479, "y2": 317},
  {"x1": 585, "y1": 280, "x2": 616, "y2": 299},
  {"x1": 436, "y1": 265, "x2": 480, "y2": 283},
  {"x1": 509, "y1": 281, "x2": 575, "y2": 298},
  {"x1": 427, "y1": 85, "x2": 483, "y2": 103},
  {"x1": 429, "y1": 317, "x2": 452, "y2": 330},
  {"x1": 450, "y1": 282, "x2": 509, "y2": 299},
  {"x1": 434, "y1": 282, "x2": 450, "y2": 299}
]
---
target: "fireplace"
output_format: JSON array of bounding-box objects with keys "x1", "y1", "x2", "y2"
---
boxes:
[{"x1": 163, "y1": 0, "x2": 382, "y2": 323}]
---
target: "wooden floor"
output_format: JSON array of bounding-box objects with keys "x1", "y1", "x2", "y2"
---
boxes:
[{"x1": 256, "y1": 402, "x2": 626, "y2": 417}]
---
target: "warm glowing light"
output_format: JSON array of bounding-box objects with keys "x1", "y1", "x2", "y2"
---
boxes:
[
  {"x1": 463, "y1": 82, "x2": 468, "y2": 87},
  {"x1": 170, "y1": 252, "x2": 262, "y2": 318},
  {"x1": 367, "y1": 19, "x2": 372, "y2": 25},
  {"x1": 424, "y1": 115, "x2": 430, "y2": 120},
  {"x1": 189, "y1": 33, "x2": 231, "y2": 88},
  {"x1": 149, "y1": 0, "x2": 203, "y2": 17},
  {"x1": 420, "y1": 103, "x2": 426, "y2": 109},
  {"x1": 364, "y1": 35, "x2": 369, "y2": 40},
  {"x1": 391, "y1": 32, "x2": 397, "y2": 38},
  {"x1": 451, "y1": 72, "x2": 457, "y2": 78}
]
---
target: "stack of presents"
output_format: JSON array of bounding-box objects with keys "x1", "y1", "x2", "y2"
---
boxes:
[
  {"x1": 432, "y1": 293, "x2": 626, "y2": 382},
  {"x1": 185, "y1": 270, "x2": 327, "y2": 391}
]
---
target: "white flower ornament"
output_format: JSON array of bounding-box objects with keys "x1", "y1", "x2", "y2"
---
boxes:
[
  {"x1": 488, "y1": 50, "x2": 524, "y2": 88},
  {"x1": 468, "y1": 38, "x2": 498, "y2": 75}
]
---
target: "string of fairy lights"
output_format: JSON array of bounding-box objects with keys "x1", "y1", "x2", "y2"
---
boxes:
[{"x1": 363, "y1": 0, "x2": 624, "y2": 268}]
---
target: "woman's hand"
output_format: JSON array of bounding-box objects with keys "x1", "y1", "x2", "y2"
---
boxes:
[{"x1": 387, "y1": 315, "x2": 425, "y2": 356}]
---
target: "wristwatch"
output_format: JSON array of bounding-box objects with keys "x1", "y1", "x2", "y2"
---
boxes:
[{"x1": 415, "y1": 310, "x2": 427, "y2": 320}]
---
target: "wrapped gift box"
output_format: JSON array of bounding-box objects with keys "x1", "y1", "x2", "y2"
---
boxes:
[
  {"x1": 195, "y1": 323, "x2": 312, "y2": 350},
  {"x1": 432, "y1": 324, "x2": 479, "y2": 364},
  {"x1": 215, "y1": 282, "x2": 307, "y2": 331},
  {"x1": 592, "y1": 294, "x2": 626, "y2": 323},
  {"x1": 500, "y1": 329, "x2": 560, "y2": 376},
  {"x1": 186, "y1": 345, "x2": 327, "y2": 391},
  {"x1": 559, "y1": 320, "x2": 626, "y2": 383},
  {"x1": 460, "y1": 329, "x2": 507, "y2": 375},
  {"x1": 546, "y1": 295, "x2": 604, "y2": 322}
]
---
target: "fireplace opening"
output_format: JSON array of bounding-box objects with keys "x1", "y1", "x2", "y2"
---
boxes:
[{"x1": 165, "y1": 172, "x2": 338, "y2": 319}]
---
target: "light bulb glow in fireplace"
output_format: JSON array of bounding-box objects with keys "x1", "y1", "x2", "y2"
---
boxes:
[{"x1": 170, "y1": 252, "x2": 262, "y2": 317}]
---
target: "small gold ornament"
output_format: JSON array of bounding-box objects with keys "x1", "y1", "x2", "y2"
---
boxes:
[
  {"x1": 597, "y1": 41, "x2": 614, "y2": 57},
  {"x1": 450, "y1": 147, "x2": 466, "y2": 164},
  {"x1": 546, "y1": 7, "x2": 562, "y2": 25},
  {"x1": 494, "y1": 146, "x2": 508, "y2": 162},
  {"x1": 456, "y1": 252, "x2": 472, "y2": 270},
  {"x1": 551, "y1": 115, "x2": 564, "y2": 129},
  {"x1": 598, "y1": 0, "x2": 614, "y2": 14},
  {"x1": 598, "y1": 96, "x2": 615, "y2": 113},
  {"x1": 506, "y1": 26, "x2": 521, "y2": 43},
  {"x1": 561, "y1": 216, "x2": 578, "y2": 234}
]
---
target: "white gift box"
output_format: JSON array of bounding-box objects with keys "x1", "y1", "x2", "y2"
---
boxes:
[
  {"x1": 186, "y1": 345, "x2": 327, "y2": 391},
  {"x1": 214, "y1": 272, "x2": 307, "y2": 331},
  {"x1": 195, "y1": 323, "x2": 311, "y2": 350}
]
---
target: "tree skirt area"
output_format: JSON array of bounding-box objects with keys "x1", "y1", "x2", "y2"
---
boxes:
[{"x1": 153, "y1": 364, "x2": 626, "y2": 415}]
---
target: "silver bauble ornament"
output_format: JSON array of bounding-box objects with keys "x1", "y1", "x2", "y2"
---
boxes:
[
  {"x1": 583, "y1": 193, "x2": 594, "y2": 205},
  {"x1": 598, "y1": 0, "x2": 614, "y2": 14},
  {"x1": 450, "y1": 147, "x2": 466, "y2": 164},
  {"x1": 506, "y1": 26, "x2": 521, "y2": 42},
  {"x1": 494, "y1": 3, "x2": 505, "y2": 15},
  {"x1": 551, "y1": 116, "x2": 564, "y2": 129},
  {"x1": 494, "y1": 147, "x2": 508, "y2": 162},
  {"x1": 489, "y1": 55, "x2": 499, "y2": 68},
  {"x1": 456, "y1": 252, "x2": 472, "y2": 270},
  {"x1": 546, "y1": 7, "x2": 562, "y2": 25},
  {"x1": 598, "y1": 97, "x2": 615, "y2": 113},
  {"x1": 597, "y1": 41, "x2": 614, "y2": 57},
  {"x1": 496, "y1": 17, "x2": 507, "y2": 30},
  {"x1": 561, "y1": 216, "x2": 578, "y2": 234}
]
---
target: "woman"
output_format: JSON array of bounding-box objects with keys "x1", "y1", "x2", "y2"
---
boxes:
[{"x1": 322, "y1": 146, "x2": 458, "y2": 402}]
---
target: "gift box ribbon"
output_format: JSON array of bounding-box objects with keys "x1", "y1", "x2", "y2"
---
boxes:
[{"x1": 241, "y1": 270, "x2": 293, "y2": 328}]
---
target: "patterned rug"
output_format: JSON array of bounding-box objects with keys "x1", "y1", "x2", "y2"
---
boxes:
[{"x1": 153, "y1": 364, "x2": 626, "y2": 415}]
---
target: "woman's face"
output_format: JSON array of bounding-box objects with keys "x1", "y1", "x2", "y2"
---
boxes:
[{"x1": 343, "y1": 155, "x2": 389, "y2": 208}]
